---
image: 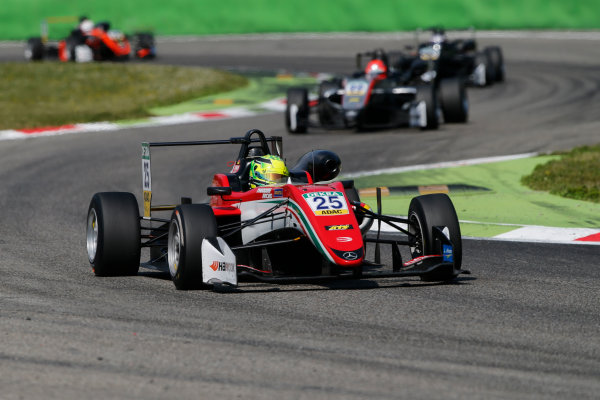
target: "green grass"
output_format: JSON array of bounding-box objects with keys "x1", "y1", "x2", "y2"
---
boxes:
[
  {"x1": 0, "y1": 62, "x2": 247, "y2": 129},
  {"x1": 2, "y1": 0, "x2": 600, "y2": 40},
  {"x1": 349, "y1": 155, "x2": 600, "y2": 231},
  {"x1": 521, "y1": 145, "x2": 600, "y2": 203}
]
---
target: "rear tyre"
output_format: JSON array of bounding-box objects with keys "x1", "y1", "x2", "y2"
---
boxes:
[
  {"x1": 87, "y1": 192, "x2": 141, "y2": 276},
  {"x1": 439, "y1": 77, "x2": 468, "y2": 123},
  {"x1": 476, "y1": 50, "x2": 496, "y2": 86},
  {"x1": 407, "y1": 194, "x2": 462, "y2": 281},
  {"x1": 416, "y1": 84, "x2": 439, "y2": 130},
  {"x1": 285, "y1": 88, "x2": 309, "y2": 133},
  {"x1": 486, "y1": 46, "x2": 505, "y2": 82},
  {"x1": 132, "y1": 32, "x2": 156, "y2": 58},
  {"x1": 25, "y1": 38, "x2": 44, "y2": 61},
  {"x1": 168, "y1": 204, "x2": 218, "y2": 290}
]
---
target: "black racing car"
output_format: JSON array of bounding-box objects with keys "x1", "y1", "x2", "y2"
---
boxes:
[
  {"x1": 286, "y1": 48, "x2": 468, "y2": 134},
  {"x1": 392, "y1": 28, "x2": 505, "y2": 87}
]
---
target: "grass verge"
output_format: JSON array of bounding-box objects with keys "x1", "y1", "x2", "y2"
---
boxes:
[
  {"x1": 348, "y1": 155, "x2": 600, "y2": 235},
  {"x1": 521, "y1": 145, "x2": 600, "y2": 203},
  {"x1": 0, "y1": 62, "x2": 247, "y2": 130}
]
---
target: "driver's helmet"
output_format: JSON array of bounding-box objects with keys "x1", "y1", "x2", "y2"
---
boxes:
[
  {"x1": 249, "y1": 155, "x2": 289, "y2": 188},
  {"x1": 431, "y1": 33, "x2": 447, "y2": 44},
  {"x1": 365, "y1": 59, "x2": 387, "y2": 80},
  {"x1": 79, "y1": 19, "x2": 94, "y2": 34}
]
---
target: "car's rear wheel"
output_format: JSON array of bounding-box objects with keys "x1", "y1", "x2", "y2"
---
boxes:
[
  {"x1": 416, "y1": 84, "x2": 439, "y2": 130},
  {"x1": 168, "y1": 204, "x2": 218, "y2": 290},
  {"x1": 25, "y1": 38, "x2": 44, "y2": 61},
  {"x1": 408, "y1": 194, "x2": 462, "y2": 281},
  {"x1": 439, "y1": 77, "x2": 468, "y2": 123},
  {"x1": 486, "y1": 46, "x2": 505, "y2": 82},
  {"x1": 285, "y1": 88, "x2": 309, "y2": 133},
  {"x1": 87, "y1": 192, "x2": 141, "y2": 276},
  {"x1": 476, "y1": 50, "x2": 496, "y2": 86}
]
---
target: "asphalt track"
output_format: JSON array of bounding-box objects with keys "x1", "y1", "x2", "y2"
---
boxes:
[{"x1": 1, "y1": 33, "x2": 599, "y2": 399}]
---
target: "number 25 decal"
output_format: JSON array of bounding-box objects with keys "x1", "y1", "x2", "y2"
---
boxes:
[{"x1": 313, "y1": 195, "x2": 343, "y2": 210}]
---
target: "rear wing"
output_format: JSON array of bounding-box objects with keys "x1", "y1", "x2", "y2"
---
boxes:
[
  {"x1": 141, "y1": 130, "x2": 283, "y2": 218},
  {"x1": 40, "y1": 16, "x2": 79, "y2": 43}
]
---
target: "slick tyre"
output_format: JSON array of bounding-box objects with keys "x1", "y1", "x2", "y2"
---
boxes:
[
  {"x1": 416, "y1": 84, "x2": 439, "y2": 130},
  {"x1": 168, "y1": 204, "x2": 218, "y2": 290},
  {"x1": 476, "y1": 50, "x2": 496, "y2": 86},
  {"x1": 25, "y1": 37, "x2": 44, "y2": 61},
  {"x1": 87, "y1": 192, "x2": 141, "y2": 276},
  {"x1": 439, "y1": 77, "x2": 468, "y2": 123},
  {"x1": 486, "y1": 46, "x2": 505, "y2": 82},
  {"x1": 285, "y1": 88, "x2": 309, "y2": 133},
  {"x1": 408, "y1": 194, "x2": 462, "y2": 281}
]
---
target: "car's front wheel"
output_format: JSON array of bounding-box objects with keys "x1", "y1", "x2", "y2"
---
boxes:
[
  {"x1": 408, "y1": 194, "x2": 462, "y2": 281},
  {"x1": 86, "y1": 192, "x2": 141, "y2": 276},
  {"x1": 285, "y1": 88, "x2": 309, "y2": 133},
  {"x1": 168, "y1": 204, "x2": 218, "y2": 290}
]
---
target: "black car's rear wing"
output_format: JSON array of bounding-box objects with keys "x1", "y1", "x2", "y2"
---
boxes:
[{"x1": 141, "y1": 129, "x2": 282, "y2": 218}]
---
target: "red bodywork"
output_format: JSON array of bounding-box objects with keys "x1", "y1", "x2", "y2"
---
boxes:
[
  {"x1": 209, "y1": 173, "x2": 365, "y2": 268},
  {"x1": 57, "y1": 27, "x2": 131, "y2": 61}
]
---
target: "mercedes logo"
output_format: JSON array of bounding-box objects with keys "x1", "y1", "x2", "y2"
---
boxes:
[{"x1": 343, "y1": 251, "x2": 358, "y2": 260}]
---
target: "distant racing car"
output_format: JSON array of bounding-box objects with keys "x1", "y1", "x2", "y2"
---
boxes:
[
  {"x1": 392, "y1": 27, "x2": 505, "y2": 87},
  {"x1": 286, "y1": 48, "x2": 468, "y2": 133},
  {"x1": 25, "y1": 17, "x2": 156, "y2": 62},
  {"x1": 86, "y1": 129, "x2": 466, "y2": 290}
]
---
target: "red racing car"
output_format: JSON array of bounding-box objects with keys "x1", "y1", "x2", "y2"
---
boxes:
[
  {"x1": 25, "y1": 17, "x2": 155, "y2": 62},
  {"x1": 86, "y1": 129, "x2": 466, "y2": 290}
]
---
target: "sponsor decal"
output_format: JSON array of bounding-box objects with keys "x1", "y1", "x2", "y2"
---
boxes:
[
  {"x1": 302, "y1": 191, "x2": 349, "y2": 216},
  {"x1": 302, "y1": 191, "x2": 343, "y2": 198},
  {"x1": 336, "y1": 237, "x2": 353, "y2": 243},
  {"x1": 342, "y1": 251, "x2": 358, "y2": 260},
  {"x1": 143, "y1": 190, "x2": 152, "y2": 218},
  {"x1": 273, "y1": 188, "x2": 283, "y2": 198},
  {"x1": 230, "y1": 161, "x2": 240, "y2": 173},
  {"x1": 316, "y1": 209, "x2": 347, "y2": 215},
  {"x1": 325, "y1": 224, "x2": 353, "y2": 231},
  {"x1": 209, "y1": 261, "x2": 236, "y2": 273},
  {"x1": 262, "y1": 194, "x2": 273, "y2": 199},
  {"x1": 257, "y1": 188, "x2": 272, "y2": 194},
  {"x1": 443, "y1": 245, "x2": 453, "y2": 262}
]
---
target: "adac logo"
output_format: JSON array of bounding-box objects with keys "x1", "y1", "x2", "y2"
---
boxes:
[
  {"x1": 273, "y1": 188, "x2": 283, "y2": 198},
  {"x1": 325, "y1": 224, "x2": 353, "y2": 231},
  {"x1": 210, "y1": 261, "x2": 236, "y2": 272},
  {"x1": 316, "y1": 209, "x2": 348, "y2": 215}
]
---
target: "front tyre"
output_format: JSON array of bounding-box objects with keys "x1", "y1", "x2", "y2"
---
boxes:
[
  {"x1": 408, "y1": 194, "x2": 462, "y2": 281},
  {"x1": 87, "y1": 192, "x2": 141, "y2": 276},
  {"x1": 416, "y1": 84, "x2": 439, "y2": 130},
  {"x1": 285, "y1": 88, "x2": 309, "y2": 133},
  {"x1": 168, "y1": 204, "x2": 218, "y2": 290}
]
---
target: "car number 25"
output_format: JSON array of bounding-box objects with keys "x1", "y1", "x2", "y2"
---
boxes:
[
  {"x1": 313, "y1": 195, "x2": 343, "y2": 210},
  {"x1": 304, "y1": 192, "x2": 349, "y2": 216}
]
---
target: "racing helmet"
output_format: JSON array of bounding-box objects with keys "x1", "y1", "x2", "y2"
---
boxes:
[
  {"x1": 249, "y1": 155, "x2": 289, "y2": 188},
  {"x1": 79, "y1": 19, "x2": 94, "y2": 34},
  {"x1": 365, "y1": 59, "x2": 387, "y2": 80}
]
